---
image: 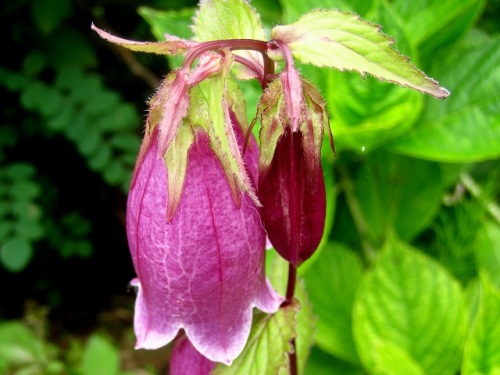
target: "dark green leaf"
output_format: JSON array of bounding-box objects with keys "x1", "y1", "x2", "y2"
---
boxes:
[
  {"x1": 0, "y1": 237, "x2": 33, "y2": 272},
  {"x1": 387, "y1": 33, "x2": 500, "y2": 161},
  {"x1": 355, "y1": 151, "x2": 442, "y2": 243}
]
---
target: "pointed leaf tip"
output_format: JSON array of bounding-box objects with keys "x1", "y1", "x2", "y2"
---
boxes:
[
  {"x1": 91, "y1": 23, "x2": 187, "y2": 55},
  {"x1": 271, "y1": 10, "x2": 450, "y2": 99}
]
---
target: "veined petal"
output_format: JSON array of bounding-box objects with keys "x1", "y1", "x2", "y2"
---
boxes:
[
  {"x1": 126, "y1": 128, "x2": 282, "y2": 364},
  {"x1": 258, "y1": 130, "x2": 326, "y2": 266},
  {"x1": 91, "y1": 23, "x2": 188, "y2": 55},
  {"x1": 170, "y1": 335, "x2": 215, "y2": 375}
]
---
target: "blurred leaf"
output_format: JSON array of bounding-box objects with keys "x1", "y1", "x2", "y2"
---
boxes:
[
  {"x1": 139, "y1": 6, "x2": 195, "y2": 41},
  {"x1": 0, "y1": 237, "x2": 33, "y2": 272},
  {"x1": 462, "y1": 273, "x2": 500, "y2": 375},
  {"x1": 355, "y1": 151, "x2": 442, "y2": 244},
  {"x1": 304, "y1": 346, "x2": 363, "y2": 375},
  {"x1": 110, "y1": 134, "x2": 140, "y2": 153},
  {"x1": 0, "y1": 322, "x2": 45, "y2": 365},
  {"x1": 81, "y1": 335, "x2": 120, "y2": 375},
  {"x1": 83, "y1": 91, "x2": 120, "y2": 117},
  {"x1": 388, "y1": 32, "x2": 500, "y2": 161},
  {"x1": 390, "y1": 0, "x2": 485, "y2": 61},
  {"x1": 45, "y1": 26, "x2": 97, "y2": 69},
  {"x1": 353, "y1": 236, "x2": 466, "y2": 375},
  {"x1": 6, "y1": 163, "x2": 36, "y2": 180},
  {"x1": 475, "y1": 220, "x2": 500, "y2": 287},
  {"x1": 88, "y1": 146, "x2": 112, "y2": 171},
  {"x1": 213, "y1": 304, "x2": 297, "y2": 375},
  {"x1": 15, "y1": 220, "x2": 44, "y2": 241},
  {"x1": 77, "y1": 128, "x2": 102, "y2": 157},
  {"x1": 103, "y1": 163, "x2": 127, "y2": 185},
  {"x1": 30, "y1": 0, "x2": 72, "y2": 34},
  {"x1": 280, "y1": 0, "x2": 375, "y2": 23},
  {"x1": 22, "y1": 51, "x2": 47, "y2": 77},
  {"x1": 10, "y1": 181, "x2": 40, "y2": 200},
  {"x1": 0, "y1": 222, "x2": 12, "y2": 242},
  {"x1": 303, "y1": 243, "x2": 362, "y2": 364}
]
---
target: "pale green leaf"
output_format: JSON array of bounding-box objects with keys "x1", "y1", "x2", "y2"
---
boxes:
[
  {"x1": 387, "y1": 32, "x2": 500, "y2": 161},
  {"x1": 353, "y1": 237, "x2": 466, "y2": 375},
  {"x1": 280, "y1": 0, "x2": 375, "y2": 23},
  {"x1": 213, "y1": 305, "x2": 297, "y2": 375},
  {"x1": 475, "y1": 220, "x2": 500, "y2": 288},
  {"x1": 81, "y1": 335, "x2": 120, "y2": 375},
  {"x1": 303, "y1": 244, "x2": 362, "y2": 364},
  {"x1": 193, "y1": 0, "x2": 266, "y2": 79},
  {"x1": 355, "y1": 151, "x2": 442, "y2": 244},
  {"x1": 193, "y1": 0, "x2": 265, "y2": 42},
  {"x1": 267, "y1": 256, "x2": 318, "y2": 374},
  {"x1": 462, "y1": 273, "x2": 500, "y2": 375},
  {"x1": 271, "y1": 10, "x2": 449, "y2": 98}
]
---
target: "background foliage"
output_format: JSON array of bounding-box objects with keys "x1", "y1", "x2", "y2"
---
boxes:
[{"x1": 0, "y1": 0, "x2": 499, "y2": 374}]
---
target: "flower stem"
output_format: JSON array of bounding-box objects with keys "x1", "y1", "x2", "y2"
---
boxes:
[{"x1": 284, "y1": 262, "x2": 297, "y2": 375}]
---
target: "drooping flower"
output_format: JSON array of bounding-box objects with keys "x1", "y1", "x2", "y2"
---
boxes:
[
  {"x1": 126, "y1": 120, "x2": 282, "y2": 364},
  {"x1": 254, "y1": 41, "x2": 334, "y2": 266},
  {"x1": 169, "y1": 335, "x2": 215, "y2": 375}
]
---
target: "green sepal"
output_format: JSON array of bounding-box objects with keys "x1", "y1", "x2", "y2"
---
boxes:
[
  {"x1": 188, "y1": 53, "x2": 258, "y2": 205},
  {"x1": 163, "y1": 121, "x2": 195, "y2": 222}
]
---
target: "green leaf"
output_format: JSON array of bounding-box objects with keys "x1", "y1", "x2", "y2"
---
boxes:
[
  {"x1": 6, "y1": 163, "x2": 35, "y2": 180},
  {"x1": 30, "y1": 0, "x2": 72, "y2": 34},
  {"x1": 390, "y1": 0, "x2": 485, "y2": 61},
  {"x1": 353, "y1": 237, "x2": 466, "y2": 375},
  {"x1": 324, "y1": 70, "x2": 423, "y2": 152},
  {"x1": 138, "y1": 6, "x2": 195, "y2": 41},
  {"x1": 303, "y1": 243, "x2": 362, "y2": 364},
  {"x1": 266, "y1": 255, "x2": 317, "y2": 374},
  {"x1": 0, "y1": 321, "x2": 45, "y2": 365},
  {"x1": 280, "y1": 0, "x2": 375, "y2": 23},
  {"x1": 271, "y1": 10, "x2": 449, "y2": 98},
  {"x1": 462, "y1": 273, "x2": 500, "y2": 375},
  {"x1": 304, "y1": 346, "x2": 363, "y2": 375},
  {"x1": 213, "y1": 305, "x2": 297, "y2": 375},
  {"x1": 193, "y1": 0, "x2": 265, "y2": 42},
  {"x1": 387, "y1": 32, "x2": 500, "y2": 161},
  {"x1": 81, "y1": 335, "x2": 120, "y2": 375},
  {"x1": 355, "y1": 151, "x2": 442, "y2": 244},
  {"x1": 0, "y1": 237, "x2": 33, "y2": 272},
  {"x1": 475, "y1": 220, "x2": 500, "y2": 288}
]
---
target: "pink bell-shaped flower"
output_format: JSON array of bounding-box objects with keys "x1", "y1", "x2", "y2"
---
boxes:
[
  {"x1": 126, "y1": 123, "x2": 282, "y2": 365},
  {"x1": 169, "y1": 335, "x2": 215, "y2": 375}
]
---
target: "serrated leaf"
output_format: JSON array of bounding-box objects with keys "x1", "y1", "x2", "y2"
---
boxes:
[
  {"x1": 353, "y1": 237, "x2": 466, "y2": 375},
  {"x1": 91, "y1": 24, "x2": 187, "y2": 55},
  {"x1": 213, "y1": 305, "x2": 297, "y2": 375},
  {"x1": 303, "y1": 243, "x2": 362, "y2": 364},
  {"x1": 462, "y1": 273, "x2": 500, "y2": 375},
  {"x1": 271, "y1": 10, "x2": 449, "y2": 98},
  {"x1": 193, "y1": 0, "x2": 265, "y2": 42},
  {"x1": 193, "y1": 0, "x2": 266, "y2": 79},
  {"x1": 387, "y1": 33, "x2": 500, "y2": 161},
  {"x1": 355, "y1": 151, "x2": 442, "y2": 244}
]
